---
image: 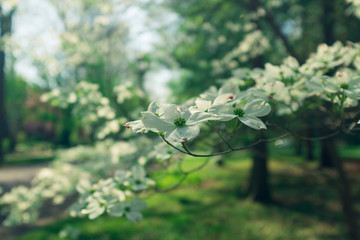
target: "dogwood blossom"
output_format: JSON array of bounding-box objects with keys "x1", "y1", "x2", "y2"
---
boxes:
[
  {"x1": 306, "y1": 71, "x2": 360, "y2": 106},
  {"x1": 133, "y1": 102, "x2": 218, "y2": 143},
  {"x1": 210, "y1": 99, "x2": 271, "y2": 130}
]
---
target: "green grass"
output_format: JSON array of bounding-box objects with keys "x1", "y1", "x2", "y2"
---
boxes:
[
  {"x1": 4, "y1": 153, "x2": 54, "y2": 165},
  {"x1": 338, "y1": 144, "x2": 360, "y2": 159},
  {"x1": 14, "y1": 153, "x2": 358, "y2": 240},
  {"x1": 4, "y1": 141, "x2": 55, "y2": 165}
]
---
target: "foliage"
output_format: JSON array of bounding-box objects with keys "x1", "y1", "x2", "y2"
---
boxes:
[{"x1": 166, "y1": 0, "x2": 360, "y2": 100}]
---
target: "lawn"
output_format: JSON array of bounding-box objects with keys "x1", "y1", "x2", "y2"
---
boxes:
[
  {"x1": 13, "y1": 146, "x2": 360, "y2": 240},
  {"x1": 4, "y1": 141, "x2": 55, "y2": 165}
]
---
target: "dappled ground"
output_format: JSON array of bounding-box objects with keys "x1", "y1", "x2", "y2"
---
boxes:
[
  {"x1": 0, "y1": 147, "x2": 55, "y2": 240},
  {"x1": 0, "y1": 145, "x2": 54, "y2": 192},
  {"x1": 0, "y1": 162, "x2": 50, "y2": 240},
  {"x1": 0, "y1": 162, "x2": 50, "y2": 192},
  {"x1": 1, "y1": 149, "x2": 358, "y2": 240}
]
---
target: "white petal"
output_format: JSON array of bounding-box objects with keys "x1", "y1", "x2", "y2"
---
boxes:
[
  {"x1": 179, "y1": 106, "x2": 192, "y2": 120},
  {"x1": 213, "y1": 93, "x2": 235, "y2": 105},
  {"x1": 208, "y1": 103, "x2": 233, "y2": 115},
  {"x1": 194, "y1": 99, "x2": 212, "y2": 111},
  {"x1": 187, "y1": 112, "x2": 219, "y2": 125},
  {"x1": 215, "y1": 113, "x2": 237, "y2": 121},
  {"x1": 239, "y1": 116, "x2": 267, "y2": 130},
  {"x1": 147, "y1": 102, "x2": 160, "y2": 113},
  {"x1": 323, "y1": 80, "x2": 339, "y2": 93},
  {"x1": 141, "y1": 112, "x2": 174, "y2": 132},
  {"x1": 244, "y1": 99, "x2": 271, "y2": 117},
  {"x1": 124, "y1": 120, "x2": 145, "y2": 133},
  {"x1": 164, "y1": 125, "x2": 200, "y2": 143},
  {"x1": 344, "y1": 90, "x2": 358, "y2": 100},
  {"x1": 162, "y1": 104, "x2": 181, "y2": 120}
]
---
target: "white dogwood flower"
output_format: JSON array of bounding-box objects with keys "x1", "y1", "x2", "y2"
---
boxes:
[
  {"x1": 210, "y1": 99, "x2": 271, "y2": 130},
  {"x1": 140, "y1": 102, "x2": 217, "y2": 143}
]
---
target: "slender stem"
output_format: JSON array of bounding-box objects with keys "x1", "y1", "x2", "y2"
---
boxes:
[
  {"x1": 160, "y1": 135, "x2": 188, "y2": 154},
  {"x1": 268, "y1": 123, "x2": 341, "y2": 141},
  {"x1": 163, "y1": 133, "x2": 290, "y2": 158},
  {"x1": 213, "y1": 126, "x2": 234, "y2": 150}
]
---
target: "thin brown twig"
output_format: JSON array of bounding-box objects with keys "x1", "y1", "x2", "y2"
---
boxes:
[
  {"x1": 268, "y1": 123, "x2": 341, "y2": 141},
  {"x1": 164, "y1": 133, "x2": 291, "y2": 158}
]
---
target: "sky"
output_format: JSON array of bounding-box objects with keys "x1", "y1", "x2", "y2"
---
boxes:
[{"x1": 12, "y1": 0, "x2": 177, "y2": 102}]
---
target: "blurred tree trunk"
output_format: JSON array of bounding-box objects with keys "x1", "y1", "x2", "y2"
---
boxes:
[
  {"x1": 245, "y1": 136, "x2": 271, "y2": 203},
  {"x1": 305, "y1": 117, "x2": 314, "y2": 161},
  {"x1": 0, "y1": 43, "x2": 5, "y2": 164},
  {"x1": 318, "y1": 0, "x2": 336, "y2": 166},
  {"x1": 331, "y1": 143, "x2": 359, "y2": 240},
  {"x1": 318, "y1": 0, "x2": 336, "y2": 168},
  {"x1": 243, "y1": 34, "x2": 271, "y2": 202},
  {"x1": 58, "y1": 108, "x2": 73, "y2": 146},
  {"x1": 319, "y1": 138, "x2": 336, "y2": 168},
  {"x1": 0, "y1": 7, "x2": 15, "y2": 164},
  {"x1": 7, "y1": 117, "x2": 16, "y2": 152},
  {"x1": 322, "y1": 0, "x2": 335, "y2": 45},
  {"x1": 294, "y1": 139, "x2": 302, "y2": 156}
]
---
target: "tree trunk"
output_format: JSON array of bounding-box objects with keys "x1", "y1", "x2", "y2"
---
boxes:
[
  {"x1": 331, "y1": 143, "x2": 359, "y2": 240},
  {"x1": 8, "y1": 121, "x2": 16, "y2": 153},
  {"x1": 0, "y1": 48, "x2": 5, "y2": 164},
  {"x1": 246, "y1": 136, "x2": 271, "y2": 203},
  {"x1": 294, "y1": 139, "x2": 302, "y2": 156},
  {"x1": 319, "y1": 136, "x2": 336, "y2": 168},
  {"x1": 58, "y1": 108, "x2": 73, "y2": 146},
  {"x1": 305, "y1": 124, "x2": 314, "y2": 161},
  {"x1": 322, "y1": 0, "x2": 335, "y2": 45},
  {"x1": 0, "y1": 8, "x2": 14, "y2": 164}
]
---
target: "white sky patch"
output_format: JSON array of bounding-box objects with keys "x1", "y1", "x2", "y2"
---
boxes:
[
  {"x1": 10, "y1": 0, "x2": 177, "y2": 97},
  {"x1": 13, "y1": 0, "x2": 62, "y2": 85},
  {"x1": 123, "y1": 6, "x2": 161, "y2": 53},
  {"x1": 144, "y1": 68, "x2": 179, "y2": 102}
]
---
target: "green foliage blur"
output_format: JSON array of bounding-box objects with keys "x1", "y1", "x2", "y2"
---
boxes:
[
  {"x1": 1, "y1": 0, "x2": 360, "y2": 239},
  {"x1": 167, "y1": 0, "x2": 360, "y2": 100}
]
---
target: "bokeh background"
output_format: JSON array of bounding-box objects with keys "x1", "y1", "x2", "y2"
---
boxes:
[{"x1": 0, "y1": 0, "x2": 360, "y2": 239}]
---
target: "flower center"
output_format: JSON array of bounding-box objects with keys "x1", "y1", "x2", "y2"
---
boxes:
[
  {"x1": 234, "y1": 108, "x2": 245, "y2": 117},
  {"x1": 340, "y1": 83, "x2": 349, "y2": 90},
  {"x1": 174, "y1": 117, "x2": 186, "y2": 127}
]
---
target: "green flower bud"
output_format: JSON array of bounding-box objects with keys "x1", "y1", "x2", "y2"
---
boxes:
[
  {"x1": 173, "y1": 117, "x2": 186, "y2": 127},
  {"x1": 340, "y1": 83, "x2": 349, "y2": 90},
  {"x1": 234, "y1": 108, "x2": 245, "y2": 117}
]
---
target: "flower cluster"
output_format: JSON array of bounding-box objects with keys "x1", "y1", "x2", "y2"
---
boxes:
[
  {"x1": 70, "y1": 165, "x2": 153, "y2": 222},
  {"x1": 126, "y1": 94, "x2": 271, "y2": 144},
  {"x1": 41, "y1": 81, "x2": 116, "y2": 124},
  {"x1": 346, "y1": 0, "x2": 360, "y2": 19},
  {"x1": 0, "y1": 140, "x2": 144, "y2": 226},
  {"x1": 127, "y1": 41, "x2": 360, "y2": 145},
  {"x1": 40, "y1": 81, "x2": 122, "y2": 139}
]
